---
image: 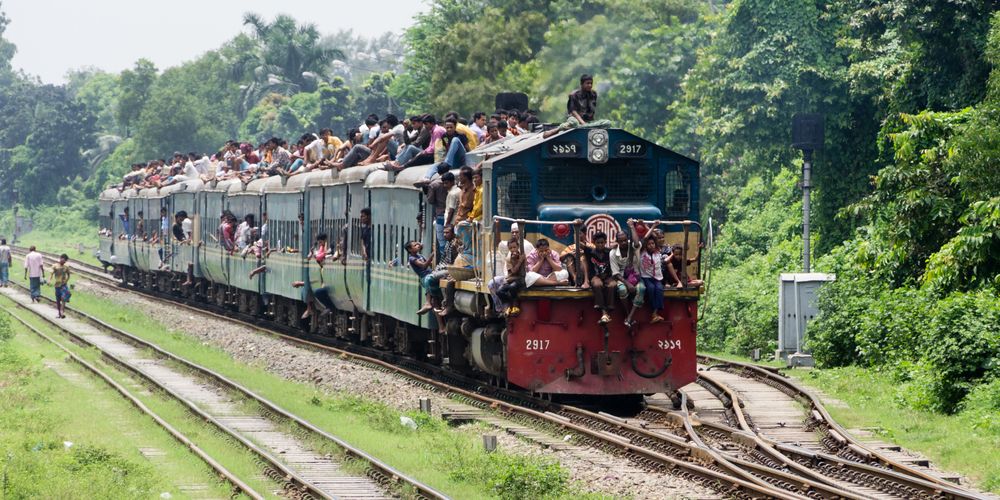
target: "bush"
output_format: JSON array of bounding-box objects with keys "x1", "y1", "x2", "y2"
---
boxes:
[
  {"x1": 450, "y1": 449, "x2": 568, "y2": 500},
  {"x1": 922, "y1": 291, "x2": 1000, "y2": 412},
  {"x1": 811, "y1": 278, "x2": 1000, "y2": 413}
]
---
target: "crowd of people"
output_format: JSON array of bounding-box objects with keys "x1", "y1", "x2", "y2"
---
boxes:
[
  {"x1": 101, "y1": 74, "x2": 702, "y2": 327},
  {"x1": 112, "y1": 108, "x2": 544, "y2": 193},
  {"x1": 476, "y1": 218, "x2": 703, "y2": 325},
  {"x1": 111, "y1": 74, "x2": 609, "y2": 194}
]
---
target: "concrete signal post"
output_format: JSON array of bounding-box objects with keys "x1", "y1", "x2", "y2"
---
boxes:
[{"x1": 779, "y1": 114, "x2": 834, "y2": 367}]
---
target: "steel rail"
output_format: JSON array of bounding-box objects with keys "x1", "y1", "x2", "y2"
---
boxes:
[
  {"x1": 0, "y1": 305, "x2": 266, "y2": 500},
  {"x1": 4, "y1": 278, "x2": 447, "y2": 500},
  {"x1": 698, "y1": 355, "x2": 984, "y2": 499}
]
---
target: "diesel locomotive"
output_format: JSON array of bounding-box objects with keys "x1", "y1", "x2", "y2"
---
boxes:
[{"x1": 98, "y1": 125, "x2": 703, "y2": 402}]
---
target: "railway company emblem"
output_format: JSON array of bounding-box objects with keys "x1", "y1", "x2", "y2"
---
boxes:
[{"x1": 584, "y1": 214, "x2": 621, "y2": 241}]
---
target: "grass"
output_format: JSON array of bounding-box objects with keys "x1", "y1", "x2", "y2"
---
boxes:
[
  {"x1": 787, "y1": 367, "x2": 999, "y2": 492},
  {"x1": 0, "y1": 305, "x2": 259, "y2": 498},
  {"x1": 13, "y1": 230, "x2": 102, "y2": 268},
  {"x1": 5, "y1": 260, "x2": 594, "y2": 499},
  {"x1": 698, "y1": 349, "x2": 999, "y2": 493}
]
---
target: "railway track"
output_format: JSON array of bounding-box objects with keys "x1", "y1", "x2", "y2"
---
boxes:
[
  {"x1": 0, "y1": 305, "x2": 267, "y2": 500},
  {"x1": 0, "y1": 281, "x2": 445, "y2": 500},
  {"x1": 675, "y1": 359, "x2": 991, "y2": 499},
  {"x1": 13, "y1": 247, "x2": 991, "y2": 499}
]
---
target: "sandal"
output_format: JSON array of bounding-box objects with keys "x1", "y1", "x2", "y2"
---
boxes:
[{"x1": 650, "y1": 314, "x2": 664, "y2": 324}]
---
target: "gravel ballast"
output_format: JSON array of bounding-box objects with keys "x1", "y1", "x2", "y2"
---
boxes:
[{"x1": 79, "y1": 280, "x2": 718, "y2": 499}]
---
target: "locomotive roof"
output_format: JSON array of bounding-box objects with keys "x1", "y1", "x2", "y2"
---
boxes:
[{"x1": 490, "y1": 128, "x2": 698, "y2": 167}]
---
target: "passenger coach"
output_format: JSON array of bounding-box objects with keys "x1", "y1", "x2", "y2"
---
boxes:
[{"x1": 98, "y1": 125, "x2": 702, "y2": 403}]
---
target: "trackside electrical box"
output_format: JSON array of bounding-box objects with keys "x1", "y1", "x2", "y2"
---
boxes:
[{"x1": 776, "y1": 273, "x2": 835, "y2": 365}]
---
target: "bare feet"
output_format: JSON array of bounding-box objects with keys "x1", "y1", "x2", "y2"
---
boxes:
[{"x1": 416, "y1": 303, "x2": 433, "y2": 315}]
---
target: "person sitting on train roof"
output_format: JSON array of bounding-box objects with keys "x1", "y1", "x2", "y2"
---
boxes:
[
  {"x1": 526, "y1": 238, "x2": 570, "y2": 287},
  {"x1": 388, "y1": 114, "x2": 443, "y2": 172},
  {"x1": 543, "y1": 74, "x2": 613, "y2": 138},
  {"x1": 404, "y1": 115, "x2": 425, "y2": 146},
  {"x1": 414, "y1": 118, "x2": 469, "y2": 185},
  {"x1": 358, "y1": 114, "x2": 378, "y2": 145},
  {"x1": 639, "y1": 231, "x2": 666, "y2": 324},
  {"x1": 469, "y1": 112, "x2": 488, "y2": 141},
  {"x1": 444, "y1": 112, "x2": 479, "y2": 150},
  {"x1": 487, "y1": 236, "x2": 526, "y2": 317},
  {"x1": 359, "y1": 120, "x2": 393, "y2": 166},
  {"x1": 583, "y1": 231, "x2": 617, "y2": 324},
  {"x1": 319, "y1": 128, "x2": 343, "y2": 159},
  {"x1": 613, "y1": 219, "x2": 647, "y2": 328},
  {"x1": 468, "y1": 168, "x2": 484, "y2": 222},
  {"x1": 496, "y1": 120, "x2": 510, "y2": 139},
  {"x1": 480, "y1": 123, "x2": 502, "y2": 145},
  {"x1": 507, "y1": 110, "x2": 526, "y2": 136},
  {"x1": 298, "y1": 132, "x2": 326, "y2": 172},
  {"x1": 359, "y1": 116, "x2": 401, "y2": 166},
  {"x1": 329, "y1": 128, "x2": 372, "y2": 171},
  {"x1": 405, "y1": 240, "x2": 440, "y2": 316}
]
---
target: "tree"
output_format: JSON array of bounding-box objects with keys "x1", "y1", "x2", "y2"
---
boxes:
[
  {"x1": 0, "y1": 85, "x2": 96, "y2": 205},
  {"x1": 234, "y1": 13, "x2": 344, "y2": 117},
  {"x1": 66, "y1": 68, "x2": 122, "y2": 135},
  {"x1": 0, "y1": 1, "x2": 16, "y2": 78},
  {"x1": 352, "y1": 72, "x2": 396, "y2": 117},
  {"x1": 116, "y1": 59, "x2": 157, "y2": 137}
]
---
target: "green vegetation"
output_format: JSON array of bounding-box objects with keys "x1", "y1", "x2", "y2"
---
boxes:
[
  {"x1": 7, "y1": 266, "x2": 589, "y2": 498},
  {"x1": 0, "y1": 307, "x2": 249, "y2": 498},
  {"x1": 788, "y1": 367, "x2": 1000, "y2": 492}
]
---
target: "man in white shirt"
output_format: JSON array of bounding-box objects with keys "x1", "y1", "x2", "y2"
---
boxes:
[
  {"x1": 493, "y1": 223, "x2": 534, "y2": 277},
  {"x1": 24, "y1": 245, "x2": 45, "y2": 302},
  {"x1": 469, "y1": 112, "x2": 487, "y2": 141}
]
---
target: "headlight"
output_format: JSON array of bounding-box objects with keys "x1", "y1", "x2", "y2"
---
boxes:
[
  {"x1": 590, "y1": 131, "x2": 607, "y2": 146},
  {"x1": 590, "y1": 149, "x2": 606, "y2": 162}
]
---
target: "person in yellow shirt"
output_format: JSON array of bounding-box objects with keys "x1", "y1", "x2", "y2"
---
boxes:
[
  {"x1": 320, "y1": 128, "x2": 343, "y2": 160},
  {"x1": 469, "y1": 168, "x2": 483, "y2": 222}
]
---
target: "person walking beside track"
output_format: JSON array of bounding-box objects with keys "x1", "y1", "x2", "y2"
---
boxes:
[
  {"x1": 0, "y1": 238, "x2": 11, "y2": 286},
  {"x1": 50, "y1": 254, "x2": 71, "y2": 319},
  {"x1": 23, "y1": 245, "x2": 44, "y2": 302}
]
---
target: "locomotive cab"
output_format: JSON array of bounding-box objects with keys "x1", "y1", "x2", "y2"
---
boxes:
[{"x1": 450, "y1": 127, "x2": 702, "y2": 397}]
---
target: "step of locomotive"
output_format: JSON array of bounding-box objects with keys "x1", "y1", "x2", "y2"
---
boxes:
[{"x1": 441, "y1": 402, "x2": 576, "y2": 450}]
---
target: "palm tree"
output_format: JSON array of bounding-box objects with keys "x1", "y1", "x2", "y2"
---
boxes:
[{"x1": 234, "y1": 13, "x2": 345, "y2": 117}]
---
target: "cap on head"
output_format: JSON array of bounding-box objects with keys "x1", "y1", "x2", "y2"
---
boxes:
[{"x1": 511, "y1": 222, "x2": 519, "y2": 232}]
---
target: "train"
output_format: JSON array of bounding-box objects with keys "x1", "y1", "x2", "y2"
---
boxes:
[{"x1": 98, "y1": 122, "x2": 703, "y2": 404}]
